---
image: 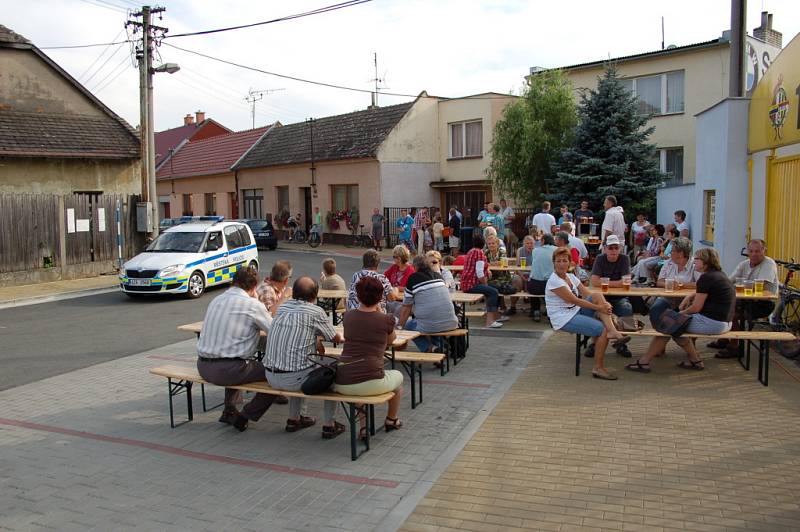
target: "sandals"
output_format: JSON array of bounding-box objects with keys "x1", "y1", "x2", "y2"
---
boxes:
[
  {"x1": 285, "y1": 415, "x2": 316, "y2": 433},
  {"x1": 625, "y1": 360, "x2": 652, "y2": 373},
  {"x1": 677, "y1": 359, "x2": 705, "y2": 371},
  {"x1": 322, "y1": 421, "x2": 346, "y2": 439},
  {"x1": 385, "y1": 416, "x2": 403, "y2": 432}
]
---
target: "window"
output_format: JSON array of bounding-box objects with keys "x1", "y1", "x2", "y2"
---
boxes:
[
  {"x1": 277, "y1": 186, "x2": 289, "y2": 213},
  {"x1": 237, "y1": 225, "x2": 252, "y2": 246},
  {"x1": 204, "y1": 193, "x2": 216, "y2": 215},
  {"x1": 449, "y1": 120, "x2": 482, "y2": 158},
  {"x1": 242, "y1": 188, "x2": 263, "y2": 219},
  {"x1": 182, "y1": 194, "x2": 192, "y2": 216},
  {"x1": 659, "y1": 147, "x2": 684, "y2": 186},
  {"x1": 621, "y1": 70, "x2": 684, "y2": 116},
  {"x1": 224, "y1": 225, "x2": 243, "y2": 249},
  {"x1": 703, "y1": 190, "x2": 716, "y2": 243},
  {"x1": 331, "y1": 185, "x2": 358, "y2": 212}
]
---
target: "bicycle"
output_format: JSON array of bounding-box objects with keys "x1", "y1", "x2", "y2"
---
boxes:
[
  {"x1": 347, "y1": 224, "x2": 372, "y2": 248},
  {"x1": 772, "y1": 258, "x2": 800, "y2": 358},
  {"x1": 290, "y1": 227, "x2": 306, "y2": 244},
  {"x1": 307, "y1": 225, "x2": 322, "y2": 248}
]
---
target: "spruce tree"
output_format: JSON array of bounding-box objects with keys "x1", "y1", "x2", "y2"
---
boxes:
[{"x1": 547, "y1": 66, "x2": 664, "y2": 216}]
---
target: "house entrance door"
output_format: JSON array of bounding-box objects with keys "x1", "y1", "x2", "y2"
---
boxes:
[{"x1": 301, "y1": 187, "x2": 312, "y2": 232}]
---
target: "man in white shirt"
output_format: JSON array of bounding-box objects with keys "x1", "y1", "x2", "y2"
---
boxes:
[
  {"x1": 712, "y1": 239, "x2": 778, "y2": 356},
  {"x1": 674, "y1": 210, "x2": 690, "y2": 238},
  {"x1": 601, "y1": 195, "x2": 626, "y2": 243},
  {"x1": 197, "y1": 268, "x2": 275, "y2": 431},
  {"x1": 532, "y1": 201, "x2": 557, "y2": 235}
]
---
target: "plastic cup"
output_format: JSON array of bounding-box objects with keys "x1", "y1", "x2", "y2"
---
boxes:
[
  {"x1": 622, "y1": 274, "x2": 632, "y2": 292},
  {"x1": 501, "y1": 257, "x2": 508, "y2": 267},
  {"x1": 519, "y1": 257, "x2": 527, "y2": 268},
  {"x1": 735, "y1": 277, "x2": 745, "y2": 294},
  {"x1": 665, "y1": 278, "x2": 675, "y2": 292},
  {"x1": 601, "y1": 277, "x2": 610, "y2": 293},
  {"x1": 744, "y1": 280, "x2": 754, "y2": 296},
  {"x1": 755, "y1": 279, "x2": 765, "y2": 296}
]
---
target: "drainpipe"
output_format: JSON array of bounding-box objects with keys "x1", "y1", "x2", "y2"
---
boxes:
[
  {"x1": 728, "y1": 0, "x2": 746, "y2": 97},
  {"x1": 746, "y1": 158, "x2": 752, "y2": 243}
]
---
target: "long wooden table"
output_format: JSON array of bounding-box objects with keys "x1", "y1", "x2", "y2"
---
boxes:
[
  {"x1": 444, "y1": 265, "x2": 529, "y2": 273},
  {"x1": 587, "y1": 286, "x2": 779, "y2": 300}
]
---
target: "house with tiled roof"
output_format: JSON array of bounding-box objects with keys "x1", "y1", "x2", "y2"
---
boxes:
[
  {"x1": 154, "y1": 111, "x2": 231, "y2": 169},
  {"x1": 233, "y1": 95, "x2": 440, "y2": 240},
  {"x1": 155, "y1": 124, "x2": 277, "y2": 219},
  {"x1": 0, "y1": 24, "x2": 140, "y2": 194}
]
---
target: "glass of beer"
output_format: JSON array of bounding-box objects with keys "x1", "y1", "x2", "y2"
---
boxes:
[
  {"x1": 744, "y1": 280, "x2": 754, "y2": 296},
  {"x1": 735, "y1": 277, "x2": 745, "y2": 295},
  {"x1": 622, "y1": 274, "x2": 632, "y2": 292},
  {"x1": 519, "y1": 256, "x2": 527, "y2": 268},
  {"x1": 501, "y1": 256, "x2": 508, "y2": 267},
  {"x1": 601, "y1": 277, "x2": 610, "y2": 293},
  {"x1": 665, "y1": 278, "x2": 675, "y2": 292},
  {"x1": 754, "y1": 279, "x2": 765, "y2": 296}
]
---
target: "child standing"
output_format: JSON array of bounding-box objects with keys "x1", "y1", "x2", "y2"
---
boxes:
[{"x1": 432, "y1": 215, "x2": 444, "y2": 251}]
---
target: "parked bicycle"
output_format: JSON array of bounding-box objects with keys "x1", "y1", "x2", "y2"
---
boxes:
[
  {"x1": 346, "y1": 224, "x2": 372, "y2": 248},
  {"x1": 289, "y1": 228, "x2": 307, "y2": 244},
  {"x1": 772, "y1": 258, "x2": 800, "y2": 358}
]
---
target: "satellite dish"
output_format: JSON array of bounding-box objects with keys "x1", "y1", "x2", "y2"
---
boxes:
[{"x1": 666, "y1": 44, "x2": 677, "y2": 50}]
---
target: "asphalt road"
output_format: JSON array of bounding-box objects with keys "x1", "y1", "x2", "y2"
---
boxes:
[{"x1": 0, "y1": 248, "x2": 379, "y2": 391}]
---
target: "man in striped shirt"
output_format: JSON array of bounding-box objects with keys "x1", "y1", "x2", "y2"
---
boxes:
[
  {"x1": 263, "y1": 276, "x2": 347, "y2": 439},
  {"x1": 399, "y1": 256, "x2": 458, "y2": 353},
  {"x1": 197, "y1": 268, "x2": 275, "y2": 432},
  {"x1": 347, "y1": 249, "x2": 398, "y2": 313}
]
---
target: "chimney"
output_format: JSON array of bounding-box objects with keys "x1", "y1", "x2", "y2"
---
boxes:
[
  {"x1": 753, "y1": 11, "x2": 782, "y2": 48},
  {"x1": 183, "y1": 114, "x2": 195, "y2": 126},
  {"x1": 195, "y1": 110, "x2": 206, "y2": 123}
]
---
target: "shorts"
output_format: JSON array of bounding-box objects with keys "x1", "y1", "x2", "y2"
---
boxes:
[
  {"x1": 334, "y1": 369, "x2": 403, "y2": 396},
  {"x1": 448, "y1": 236, "x2": 460, "y2": 249},
  {"x1": 559, "y1": 306, "x2": 604, "y2": 337},
  {"x1": 686, "y1": 313, "x2": 731, "y2": 335}
]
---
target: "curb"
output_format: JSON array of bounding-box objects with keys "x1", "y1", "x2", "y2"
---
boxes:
[{"x1": 0, "y1": 286, "x2": 119, "y2": 310}]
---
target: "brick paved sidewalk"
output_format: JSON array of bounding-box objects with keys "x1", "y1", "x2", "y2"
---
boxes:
[
  {"x1": 0, "y1": 332, "x2": 543, "y2": 531},
  {"x1": 401, "y1": 333, "x2": 800, "y2": 532}
]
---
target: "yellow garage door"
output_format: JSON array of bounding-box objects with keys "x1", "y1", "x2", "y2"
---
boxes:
[{"x1": 766, "y1": 154, "x2": 800, "y2": 284}]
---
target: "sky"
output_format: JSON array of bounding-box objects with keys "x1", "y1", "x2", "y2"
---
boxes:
[{"x1": 5, "y1": 0, "x2": 800, "y2": 132}]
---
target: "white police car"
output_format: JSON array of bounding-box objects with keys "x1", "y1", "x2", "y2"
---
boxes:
[{"x1": 120, "y1": 217, "x2": 259, "y2": 299}]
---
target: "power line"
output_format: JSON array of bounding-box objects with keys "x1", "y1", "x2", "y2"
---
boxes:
[
  {"x1": 77, "y1": 0, "x2": 127, "y2": 13},
  {"x1": 88, "y1": 53, "x2": 130, "y2": 92},
  {"x1": 81, "y1": 39, "x2": 125, "y2": 85},
  {"x1": 94, "y1": 60, "x2": 133, "y2": 94},
  {"x1": 164, "y1": 0, "x2": 372, "y2": 39},
  {"x1": 77, "y1": 27, "x2": 127, "y2": 82},
  {"x1": 40, "y1": 40, "x2": 131, "y2": 50},
  {"x1": 163, "y1": 42, "x2": 514, "y2": 101}
]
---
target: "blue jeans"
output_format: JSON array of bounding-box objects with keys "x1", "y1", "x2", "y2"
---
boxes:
[
  {"x1": 467, "y1": 284, "x2": 499, "y2": 312},
  {"x1": 404, "y1": 319, "x2": 443, "y2": 352},
  {"x1": 560, "y1": 306, "x2": 604, "y2": 337},
  {"x1": 607, "y1": 296, "x2": 633, "y2": 317}
]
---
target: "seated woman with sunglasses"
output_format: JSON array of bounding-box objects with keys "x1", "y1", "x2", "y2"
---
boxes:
[
  {"x1": 546, "y1": 247, "x2": 624, "y2": 380},
  {"x1": 334, "y1": 276, "x2": 404, "y2": 436}
]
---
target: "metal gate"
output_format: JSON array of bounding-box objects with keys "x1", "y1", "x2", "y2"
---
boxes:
[{"x1": 766, "y1": 154, "x2": 800, "y2": 284}]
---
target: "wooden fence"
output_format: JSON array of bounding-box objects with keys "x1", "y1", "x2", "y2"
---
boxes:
[{"x1": 0, "y1": 193, "x2": 142, "y2": 274}]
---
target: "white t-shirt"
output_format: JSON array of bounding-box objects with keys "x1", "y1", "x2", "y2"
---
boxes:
[
  {"x1": 501, "y1": 206, "x2": 514, "y2": 227},
  {"x1": 602, "y1": 206, "x2": 626, "y2": 240},
  {"x1": 675, "y1": 220, "x2": 689, "y2": 236},
  {"x1": 545, "y1": 272, "x2": 582, "y2": 330},
  {"x1": 532, "y1": 212, "x2": 557, "y2": 233}
]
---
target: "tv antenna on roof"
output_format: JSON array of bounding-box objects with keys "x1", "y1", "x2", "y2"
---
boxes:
[
  {"x1": 368, "y1": 52, "x2": 389, "y2": 108},
  {"x1": 245, "y1": 87, "x2": 285, "y2": 128}
]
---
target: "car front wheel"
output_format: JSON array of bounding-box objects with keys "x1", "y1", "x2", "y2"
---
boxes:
[
  {"x1": 248, "y1": 260, "x2": 259, "y2": 273},
  {"x1": 187, "y1": 271, "x2": 205, "y2": 299}
]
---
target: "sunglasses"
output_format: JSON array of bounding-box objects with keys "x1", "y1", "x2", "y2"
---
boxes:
[
  {"x1": 607, "y1": 245, "x2": 620, "y2": 249},
  {"x1": 431, "y1": 260, "x2": 440, "y2": 264}
]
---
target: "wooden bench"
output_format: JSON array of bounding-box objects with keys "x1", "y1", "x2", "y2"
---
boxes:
[
  {"x1": 150, "y1": 365, "x2": 395, "y2": 461},
  {"x1": 323, "y1": 347, "x2": 444, "y2": 409},
  {"x1": 573, "y1": 329, "x2": 795, "y2": 385},
  {"x1": 427, "y1": 329, "x2": 469, "y2": 368}
]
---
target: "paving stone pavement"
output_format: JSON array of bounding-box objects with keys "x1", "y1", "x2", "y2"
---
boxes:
[
  {"x1": 0, "y1": 331, "x2": 543, "y2": 532},
  {"x1": 400, "y1": 333, "x2": 800, "y2": 532}
]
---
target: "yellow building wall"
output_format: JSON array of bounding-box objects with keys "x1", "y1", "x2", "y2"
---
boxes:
[
  {"x1": 0, "y1": 157, "x2": 140, "y2": 194},
  {"x1": 156, "y1": 173, "x2": 236, "y2": 218},
  {"x1": 564, "y1": 43, "x2": 730, "y2": 184}
]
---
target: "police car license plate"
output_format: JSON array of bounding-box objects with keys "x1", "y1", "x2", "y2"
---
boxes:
[{"x1": 128, "y1": 279, "x2": 151, "y2": 286}]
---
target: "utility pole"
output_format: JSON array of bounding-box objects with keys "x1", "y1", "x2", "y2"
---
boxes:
[
  {"x1": 729, "y1": 0, "x2": 747, "y2": 97},
  {"x1": 244, "y1": 88, "x2": 284, "y2": 129},
  {"x1": 128, "y1": 5, "x2": 170, "y2": 239},
  {"x1": 307, "y1": 118, "x2": 317, "y2": 197}
]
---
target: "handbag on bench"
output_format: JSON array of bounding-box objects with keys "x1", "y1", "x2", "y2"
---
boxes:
[
  {"x1": 654, "y1": 309, "x2": 692, "y2": 338},
  {"x1": 301, "y1": 354, "x2": 364, "y2": 395}
]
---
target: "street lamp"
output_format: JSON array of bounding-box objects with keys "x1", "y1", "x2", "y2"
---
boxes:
[{"x1": 142, "y1": 61, "x2": 179, "y2": 238}]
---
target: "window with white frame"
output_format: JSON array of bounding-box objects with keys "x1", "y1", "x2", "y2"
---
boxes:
[
  {"x1": 449, "y1": 120, "x2": 482, "y2": 158},
  {"x1": 621, "y1": 70, "x2": 685, "y2": 116},
  {"x1": 659, "y1": 147, "x2": 684, "y2": 185}
]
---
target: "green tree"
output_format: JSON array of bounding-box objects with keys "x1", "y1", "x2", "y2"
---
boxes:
[
  {"x1": 548, "y1": 66, "x2": 664, "y2": 216},
  {"x1": 487, "y1": 69, "x2": 577, "y2": 206}
]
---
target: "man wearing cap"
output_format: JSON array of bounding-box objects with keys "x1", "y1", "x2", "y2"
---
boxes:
[{"x1": 587, "y1": 234, "x2": 633, "y2": 357}]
